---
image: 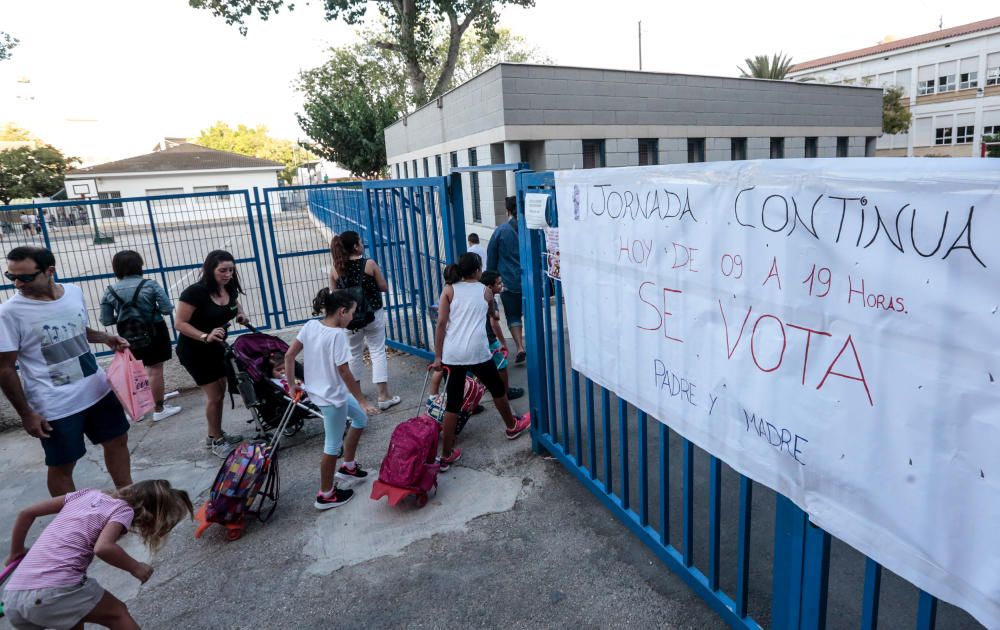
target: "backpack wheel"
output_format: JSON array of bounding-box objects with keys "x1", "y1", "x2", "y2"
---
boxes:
[
  {"x1": 226, "y1": 527, "x2": 244, "y2": 541},
  {"x1": 416, "y1": 492, "x2": 429, "y2": 508}
]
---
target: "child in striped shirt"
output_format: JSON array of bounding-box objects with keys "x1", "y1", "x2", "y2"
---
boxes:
[{"x1": 2, "y1": 480, "x2": 193, "y2": 630}]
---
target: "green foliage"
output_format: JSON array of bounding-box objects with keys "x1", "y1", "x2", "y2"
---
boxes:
[
  {"x1": 194, "y1": 122, "x2": 312, "y2": 184},
  {"x1": 0, "y1": 32, "x2": 18, "y2": 62},
  {"x1": 296, "y1": 24, "x2": 546, "y2": 177},
  {"x1": 189, "y1": 0, "x2": 535, "y2": 105},
  {"x1": 985, "y1": 134, "x2": 1000, "y2": 158},
  {"x1": 296, "y1": 44, "x2": 404, "y2": 178},
  {"x1": 882, "y1": 85, "x2": 912, "y2": 135},
  {"x1": 738, "y1": 53, "x2": 795, "y2": 80},
  {"x1": 0, "y1": 145, "x2": 77, "y2": 205}
]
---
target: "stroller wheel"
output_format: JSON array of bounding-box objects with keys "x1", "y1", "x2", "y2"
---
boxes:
[{"x1": 283, "y1": 418, "x2": 304, "y2": 437}]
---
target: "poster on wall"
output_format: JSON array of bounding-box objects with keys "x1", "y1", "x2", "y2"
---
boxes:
[{"x1": 554, "y1": 159, "x2": 999, "y2": 627}]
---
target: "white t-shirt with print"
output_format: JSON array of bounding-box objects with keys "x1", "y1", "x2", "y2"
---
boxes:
[
  {"x1": 0, "y1": 284, "x2": 111, "y2": 420},
  {"x1": 296, "y1": 319, "x2": 351, "y2": 407}
]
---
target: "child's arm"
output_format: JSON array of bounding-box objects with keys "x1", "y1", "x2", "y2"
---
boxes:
[
  {"x1": 431, "y1": 286, "x2": 453, "y2": 369},
  {"x1": 486, "y1": 292, "x2": 507, "y2": 349},
  {"x1": 94, "y1": 522, "x2": 152, "y2": 584},
  {"x1": 337, "y1": 363, "x2": 379, "y2": 415},
  {"x1": 6, "y1": 496, "x2": 65, "y2": 565},
  {"x1": 283, "y1": 340, "x2": 303, "y2": 395}
]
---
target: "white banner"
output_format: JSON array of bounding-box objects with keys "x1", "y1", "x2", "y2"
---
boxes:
[{"x1": 554, "y1": 159, "x2": 999, "y2": 627}]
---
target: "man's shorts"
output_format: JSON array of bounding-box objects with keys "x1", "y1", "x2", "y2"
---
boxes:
[
  {"x1": 499, "y1": 290, "x2": 523, "y2": 328},
  {"x1": 41, "y1": 391, "x2": 129, "y2": 467},
  {"x1": 489, "y1": 339, "x2": 509, "y2": 370},
  {"x1": 2, "y1": 577, "x2": 105, "y2": 630}
]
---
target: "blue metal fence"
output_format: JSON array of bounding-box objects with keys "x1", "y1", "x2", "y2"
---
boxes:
[
  {"x1": 0, "y1": 190, "x2": 273, "y2": 355},
  {"x1": 514, "y1": 170, "x2": 978, "y2": 630}
]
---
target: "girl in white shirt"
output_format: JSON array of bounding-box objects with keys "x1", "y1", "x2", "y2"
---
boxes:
[
  {"x1": 284, "y1": 289, "x2": 378, "y2": 510},
  {"x1": 430, "y1": 253, "x2": 530, "y2": 471}
]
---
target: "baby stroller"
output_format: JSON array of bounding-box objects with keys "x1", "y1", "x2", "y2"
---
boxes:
[{"x1": 224, "y1": 325, "x2": 323, "y2": 438}]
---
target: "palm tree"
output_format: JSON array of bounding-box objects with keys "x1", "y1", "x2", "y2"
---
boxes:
[{"x1": 738, "y1": 53, "x2": 795, "y2": 80}]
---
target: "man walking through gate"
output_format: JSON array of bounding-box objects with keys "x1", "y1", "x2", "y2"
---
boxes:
[
  {"x1": 487, "y1": 196, "x2": 526, "y2": 364},
  {"x1": 0, "y1": 246, "x2": 134, "y2": 496}
]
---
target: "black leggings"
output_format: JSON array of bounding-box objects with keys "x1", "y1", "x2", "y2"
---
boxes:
[{"x1": 443, "y1": 360, "x2": 506, "y2": 413}]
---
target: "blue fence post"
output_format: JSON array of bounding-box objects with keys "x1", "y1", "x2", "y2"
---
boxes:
[
  {"x1": 250, "y1": 187, "x2": 276, "y2": 330},
  {"x1": 444, "y1": 172, "x2": 467, "y2": 264},
  {"x1": 772, "y1": 495, "x2": 809, "y2": 629},
  {"x1": 515, "y1": 170, "x2": 551, "y2": 455}
]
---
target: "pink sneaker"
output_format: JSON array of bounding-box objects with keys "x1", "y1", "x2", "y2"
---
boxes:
[
  {"x1": 505, "y1": 415, "x2": 531, "y2": 440},
  {"x1": 437, "y1": 448, "x2": 462, "y2": 472}
]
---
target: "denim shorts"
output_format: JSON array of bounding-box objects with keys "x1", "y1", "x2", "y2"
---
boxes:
[{"x1": 41, "y1": 391, "x2": 129, "y2": 467}]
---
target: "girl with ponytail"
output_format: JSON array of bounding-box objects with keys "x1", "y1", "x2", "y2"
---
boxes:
[
  {"x1": 430, "y1": 253, "x2": 530, "y2": 471},
  {"x1": 329, "y1": 232, "x2": 400, "y2": 411}
]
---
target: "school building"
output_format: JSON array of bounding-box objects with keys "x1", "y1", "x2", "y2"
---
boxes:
[
  {"x1": 384, "y1": 63, "x2": 883, "y2": 239},
  {"x1": 788, "y1": 15, "x2": 1000, "y2": 157}
]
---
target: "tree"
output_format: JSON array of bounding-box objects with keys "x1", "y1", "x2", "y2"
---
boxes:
[
  {"x1": 190, "y1": 0, "x2": 535, "y2": 106},
  {"x1": 297, "y1": 46, "x2": 404, "y2": 178},
  {"x1": 984, "y1": 134, "x2": 1000, "y2": 158},
  {"x1": 194, "y1": 122, "x2": 313, "y2": 184},
  {"x1": 296, "y1": 24, "x2": 547, "y2": 177},
  {"x1": 881, "y1": 85, "x2": 912, "y2": 135},
  {"x1": 738, "y1": 53, "x2": 794, "y2": 80},
  {"x1": 0, "y1": 124, "x2": 32, "y2": 142},
  {"x1": 0, "y1": 145, "x2": 77, "y2": 205},
  {"x1": 0, "y1": 32, "x2": 17, "y2": 62}
]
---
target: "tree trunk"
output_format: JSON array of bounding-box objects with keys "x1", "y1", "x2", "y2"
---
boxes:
[{"x1": 429, "y1": 10, "x2": 476, "y2": 101}]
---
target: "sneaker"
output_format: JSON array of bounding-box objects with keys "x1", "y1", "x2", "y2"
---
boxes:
[
  {"x1": 378, "y1": 395, "x2": 401, "y2": 411},
  {"x1": 436, "y1": 448, "x2": 462, "y2": 472},
  {"x1": 515, "y1": 351, "x2": 526, "y2": 364},
  {"x1": 152, "y1": 405, "x2": 182, "y2": 422},
  {"x1": 335, "y1": 463, "x2": 369, "y2": 485},
  {"x1": 314, "y1": 486, "x2": 354, "y2": 510},
  {"x1": 204, "y1": 432, "x2": 243, "y2": 457},
  {"x1": 507, "y1": 386, "x2": 525, "y2": 401},
  {"x1": 505, "y1": 415, "x2": 531, "y2": 440}
]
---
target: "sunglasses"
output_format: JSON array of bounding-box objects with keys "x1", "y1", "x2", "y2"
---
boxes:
[{"x1": 4, "y1": 270, "x2": 44, "y2": 283}]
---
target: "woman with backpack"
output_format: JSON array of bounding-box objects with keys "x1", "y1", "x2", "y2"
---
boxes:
[
  {"x1": 100, "y1": 250, "x2": 181, "y2": 422},
  {"x1": 175, "y1": 250, "x2": 249, "y2": 458},
  {"x1": 429, "y1": 253, "x2": 531, "y2": 471},
  {"x1": 284, "y1": 288, "x2": 379, "y2": 510},
  {"x1": 329, "y1": 231, "x2": 400, "y2": 411}
]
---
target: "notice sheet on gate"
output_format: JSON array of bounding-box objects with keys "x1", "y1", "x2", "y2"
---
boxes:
[{"x1": 554, "y1": 159, "x2": 999, "y2": 626}]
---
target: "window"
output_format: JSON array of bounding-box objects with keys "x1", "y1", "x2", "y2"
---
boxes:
[
  {"x1": 638, "y1": 138, "x2": 658, "y2": 166},
  {"x1": 987, "y1": 67, "x2": 1000, "y2": 86},
  {"x1": 984, "y1": 125, "x2": 1000, "y2": 138},
  {"x1": 804, "y1": 137, "x2": 818, "y2": 158},
  {"x1": 935, "y1": 127, "x2": 953, "y2": 145},
  {"x1": 468, "y1": 148, "x2": 481, "y2": 223},
  {"x1": 394, "y1": 164, "x2": 401, "y2": 178},
  {"x1": 917, "y1": 79, "x2": 935, "y2": 95},
  {"x1": 582, "y1": 139, "x2": 605, "y2": 169},
  {"x1": 730, "y1": 137, "x2": 747, "y2": 161},
  {"x1": 435, "y1": 155, "x2": 442, "y2": 176},
  {"x1": 97, "y1": 191, "x2": 123, "y2": 218},
  {"x1": 450, "y1": 151, "x2": 458, "y2": 170},
  {"x1": 193, "y1": 185, "x2": 229, "y2": 200},
  {"x1": 865, "y1": 137, "x2": 877, "y2": 157},
  {"x1": 769, "y1": 137, "x2": 785, "y2": 159},
  {"x1": 411, "y1": 159, "x2": 418, "y2": 178},
  {"x1": 687, "y1": 138, "x2": 705, "y2": 163},
  {"x1": 423, "y1": 157, "x2": 429, "y2": 178},
  {"x1": 836, "y1": 137, "x2": 849, "y2": 157},
  {"x1": 955, "y1": 126, "x2": 974, "y2": 144},
  {"x1": 937, "y1": 74, "x2": 956, "y2": 92},
  {"x1": 403, "y1": 162, "x2": 409, "y2": 178},
  {"x1": 959, "y1": 72, "x2": 978, "y2": 90}
]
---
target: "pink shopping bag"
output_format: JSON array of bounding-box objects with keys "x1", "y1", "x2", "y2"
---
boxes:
[{"x1": 107, "y1": 349, "x2": 155, "y2": 421}]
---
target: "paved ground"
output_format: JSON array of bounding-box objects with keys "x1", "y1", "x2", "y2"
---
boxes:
[{"x1": 0, "y1": 351, "x2": 725, "y2": 630}]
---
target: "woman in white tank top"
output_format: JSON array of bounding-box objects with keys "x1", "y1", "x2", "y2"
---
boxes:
[{"x1": 430, "y1": 253, "x2": 531, "y2": 468}]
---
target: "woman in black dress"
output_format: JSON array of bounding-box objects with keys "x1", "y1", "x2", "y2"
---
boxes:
[{"x1": 175, "y1": 250, "x2": 249, "y2": 457}]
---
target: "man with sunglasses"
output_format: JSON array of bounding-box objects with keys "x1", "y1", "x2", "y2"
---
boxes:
[{"x1": 0, "y1": 246, "x2": 133, "y2": 496}]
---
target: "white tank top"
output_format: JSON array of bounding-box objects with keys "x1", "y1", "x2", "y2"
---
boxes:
[{"x1": 442, "y1": 281, "x2": 492, "y2": 365}]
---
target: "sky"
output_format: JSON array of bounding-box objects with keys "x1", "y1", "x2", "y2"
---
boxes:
[{"x1": 1, "y1": 0, "x2": 994, "y2": 166}]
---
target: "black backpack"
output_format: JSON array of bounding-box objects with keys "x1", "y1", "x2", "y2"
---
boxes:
[
  {"x1": 336, "y1": 259, "x2": 376, "y2": 331},
  {"x1": 109, "y1": 279, "x2": 156, "y2": 350}
]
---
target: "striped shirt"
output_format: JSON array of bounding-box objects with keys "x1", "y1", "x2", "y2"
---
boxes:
[{"x1": 6, "y1": 489, "x2": 134, "y2": 590}]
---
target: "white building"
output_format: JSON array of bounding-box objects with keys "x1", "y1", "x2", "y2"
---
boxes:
[
  {"x1": 64, "y1": 143, "x2": 284, "y2": 225},
  {"x1": 788, "y1": 15, "x2": 1000, "y2": 157}
]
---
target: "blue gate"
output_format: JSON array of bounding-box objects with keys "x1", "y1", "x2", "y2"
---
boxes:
[
  {"x1": 515, "y1": 170, "x2": 969, "y2": 630},
  {"x1": 0, "y1": 190, "x2": 273, "y2": 354},
  {"x1": 262, "y1": 176, "x2": 465, "y2": 359}
]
